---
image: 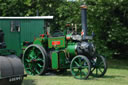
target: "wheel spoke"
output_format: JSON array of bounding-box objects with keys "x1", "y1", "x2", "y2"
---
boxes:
[
  {"x1": 32, "y1": 69, "x2": 36, "y2": 75},
  {"x1": 36, "y1": 58, "x2": 44, "y2": 62},
  {"x1": 80, "y1": 70, "x2": 82, "y2": 78},
  {"x1": 74, "y1": 61, "x2": 80, "y2": 67},
  {"x1": 37, "y1": 63, "x2": 43, "y2": 68},
  {"x1": 81, "y1": 70, "x2": 87, "y2": 76},
  {"x1": 30, "y1": 50, "x2": 35, "y2": 56},
  {"x1": 26, "y1": 70, "x2": 32, "y2": 75},
  {"x1": 91, "y1": 67, "x2": 96, "y2": 72},
  {"x1": 99, "y1": 61, "x2": 104, "y2": 66},
  {"x1": 29, "y1": 54, "x2": 34, "y2": 59},
  {"x1": 25, "y1": 67, "x2": 30, "y2": 70},
  {"x1": 78, "y1": 58, "x2": 81, "y2": 64},
  {"x1": 96, "y1": 68, "x2": 98, "y2": 75},
  {"x1": 98, "y1": 68, "x2": 103, "y2": 73},
  {"x1": 25, "y1": 59, "x2": 31, "y2": 62},
  {"x1": 34, "y1": 50, "x2": 41, "y2": 58},
  {"x1": 81, "y1": 65, "x2": 88, "y2": 69},
  {"x1": 75, "y1": 69, "x2": 80, "y2": 76},
  {"x1": 35, "y1": 70, "x2": 40, "y2": 74},
  {"x1": 72, "y1": 67, "x2": 79, "y2": 69}
]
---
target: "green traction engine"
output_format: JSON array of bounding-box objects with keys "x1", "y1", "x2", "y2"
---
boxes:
[{"x1": 23, "y1": 5, "x2": 107, "y2": 79}]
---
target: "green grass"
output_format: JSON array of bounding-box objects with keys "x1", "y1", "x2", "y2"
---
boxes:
[{"x1": 22, "y1": 59, "x2": 128, "y2": 85}]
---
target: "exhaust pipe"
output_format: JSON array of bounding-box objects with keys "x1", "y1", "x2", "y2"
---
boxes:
[{"x1": 81, "y1": 5, "x2": 88, "y2": 40}]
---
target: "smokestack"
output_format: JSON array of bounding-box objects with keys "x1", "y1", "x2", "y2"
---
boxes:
[{"x1": 80, "y1": 5, "x2": 88, "y2": 40}]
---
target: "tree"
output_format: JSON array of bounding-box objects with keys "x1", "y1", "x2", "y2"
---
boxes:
[{"x1": 0, "y1": 0, "x2": 127, "y2": 59}]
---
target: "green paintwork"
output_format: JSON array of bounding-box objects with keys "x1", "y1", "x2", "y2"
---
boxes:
[
  {"x1": 48, "y1": 37, "x2": 65, "y2": 48},
  {"x1": 0, "y1": 19, "x2": 45, "y2": 57},
  {"x1": 66, "y1": 33, "x2": 72, "y2": 38},
  {"x1": 33, "y1": 36, "x2": 48, "y2": 49},
  {"x1": 66, "y1": 43, "x2": 77, "y2": 57},
  {"x1": 58, "y1": 51, "x2": 68, "y2": 68},
  {"x1": 51, "y1": 51, "x2": 58, "y2": 69},
  {"x1": 33, "y1": 38, "x2": 43, "y2": 46}
]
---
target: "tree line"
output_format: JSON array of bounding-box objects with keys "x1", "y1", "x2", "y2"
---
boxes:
[{"x1": 0, "y1": 0, "x2": 127, "y2": 59}]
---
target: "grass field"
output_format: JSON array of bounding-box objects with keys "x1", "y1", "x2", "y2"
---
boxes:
[{"x1": 22, "y1": 59, "x2": 128, "y2": 85}]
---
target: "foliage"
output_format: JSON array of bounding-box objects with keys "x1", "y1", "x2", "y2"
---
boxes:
[
  {"x1": 0, "y1": 0, "x2": 127, "y2": 59},
  {"x1": 86, "y1": 0, "x2": 128, "y2": 58}
]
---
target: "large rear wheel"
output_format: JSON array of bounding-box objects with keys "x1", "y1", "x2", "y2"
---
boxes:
[
  {"x1": 23, "y1": 44, "x2": 48, "y2": 75},
  {"x1": 70, "y1": 55, "x2": 91, "y2": 79}
]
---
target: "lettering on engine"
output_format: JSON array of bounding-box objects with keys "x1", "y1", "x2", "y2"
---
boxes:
[
  {"x1": 52, "y1": 41, "x2": 60, "y2": 45},
  {"x1": 9, "y1": 77, "x2": 22, "y2": 82}
]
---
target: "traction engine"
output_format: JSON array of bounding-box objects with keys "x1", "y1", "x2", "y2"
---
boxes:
[{"x1": 23, "y1": 5, "x2": 107, "y2": 79}]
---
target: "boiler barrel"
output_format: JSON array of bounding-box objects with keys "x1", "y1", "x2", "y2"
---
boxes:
[{"x1": 0, "y1": 55, "x2": 24, "y2": 85}]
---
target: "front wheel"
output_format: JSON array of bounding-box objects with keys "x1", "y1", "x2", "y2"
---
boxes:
[
  {"x1": 70, "y1": 55, "x2": 91, "y2": 79},
  {"x1": 91, "y1": 55, "x2": 107, "y2": 77}
]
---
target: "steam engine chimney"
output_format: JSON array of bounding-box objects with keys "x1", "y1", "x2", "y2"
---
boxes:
[{"x1": 80, "y1": 5, "x2": 88, "y2": 40}]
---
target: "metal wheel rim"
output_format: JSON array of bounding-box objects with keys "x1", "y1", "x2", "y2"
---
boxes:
[
  {"x1": 91, "y1": 55, "x2": 107, "y2": 77},
  {"x1": 23, "y1": 44, "x2": 46, "y2": 75},
  {"x1": 70, "y1": 55, "x2": 91, "y2": 79}
]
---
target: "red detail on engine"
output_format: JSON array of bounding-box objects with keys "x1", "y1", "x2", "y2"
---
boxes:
[
  {"x1": 40, "y1": 34, "x2": 45, "y2": 38},
  {"x1": 81, "y1": 30, "x2": 84, "y2": 36},
  {"x1": 66, "y1": 37, "x2": 71, "y2": 40},
  {"x1": 47, "y1": 32, "x2": 49, "y2": 35},
  {"x1": 52, "y1": 41, "x2": 60, "y2": 45}
]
